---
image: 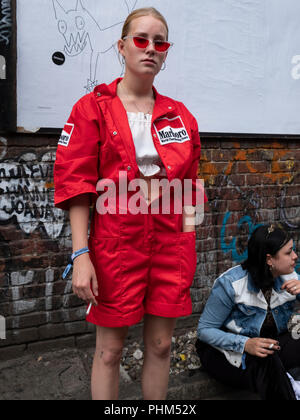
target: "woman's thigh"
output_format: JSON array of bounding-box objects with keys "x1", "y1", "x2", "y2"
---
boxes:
[{"x1": 95, "y1": 325, "x2": 129, "y2": 353}]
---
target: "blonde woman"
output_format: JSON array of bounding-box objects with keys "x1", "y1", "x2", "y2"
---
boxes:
[{"x1": 54, "y1": 7, "x2": 206, "y2": 400}]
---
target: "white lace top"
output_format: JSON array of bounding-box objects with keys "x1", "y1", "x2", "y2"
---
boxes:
[{"x1": 127, "y1": 112, "x2": 167, "y2": 177}]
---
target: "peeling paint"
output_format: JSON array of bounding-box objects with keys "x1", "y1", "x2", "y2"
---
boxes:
[
  {"x1": 17, "y1": 127, "x2": 41, "y2": 134},
  {"x1": 201, "y1": 143, "x2": 297, "y2": 184}
]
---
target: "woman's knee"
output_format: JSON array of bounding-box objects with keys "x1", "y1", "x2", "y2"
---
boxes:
[
  {"x1": 145, "y1": 337, "x2": 172, "y2": 360},
  {"x1": 94, "y1": 326, "x2": 127, "y2": 368},
  {"x1": 95, "y1": 345, "x2": 123, "y2": 368}
]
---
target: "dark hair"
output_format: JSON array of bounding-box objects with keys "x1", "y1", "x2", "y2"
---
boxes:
[{"x1": 241, "y1": 224, "x2": 292, "y2": 289}]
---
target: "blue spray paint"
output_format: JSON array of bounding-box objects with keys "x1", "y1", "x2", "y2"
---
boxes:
[
  {"x1": 221, "y1": 212, "x2": 262, "y2": 262},
  {"x1": 221, "y1": 212, "x2": 300, "y2": 274}
]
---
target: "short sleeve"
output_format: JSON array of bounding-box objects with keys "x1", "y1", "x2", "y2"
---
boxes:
[{"x1": 54, "y1": 97, "x2": 100, "y2": 211}]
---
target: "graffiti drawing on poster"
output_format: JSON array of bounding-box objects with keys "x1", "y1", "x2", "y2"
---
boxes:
[
  {"x1": 52, "y1": 0, "x2": 138, "y2": 92},
  {"x1": 0, "y1": 152, "x2": 64, "y2": 239}
]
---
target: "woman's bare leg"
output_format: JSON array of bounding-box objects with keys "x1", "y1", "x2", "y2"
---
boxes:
[
  {"x1": 91, "y1": 325, "x2": 128, "y2": 400},
  {"x1": 142, "y1": 315, "x2": 177, "y2": 400}
]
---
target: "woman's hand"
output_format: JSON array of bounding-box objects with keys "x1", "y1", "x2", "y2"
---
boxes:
[
  {"x1": 72, "y1": 253, "x2": 98, "y2": 306},
  {"x1": 182, "y1": 206, "x2": 196, "y2": 232},
  {"x1": 244, "y1": 338, "x2": 280, "y2": 358},
  {"x1": 281, "y1": 280, "x2": 300, "y2": 296}
]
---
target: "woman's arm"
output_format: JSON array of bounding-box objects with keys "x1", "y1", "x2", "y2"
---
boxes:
[
  {"x1": 69, "y1": 194, "x2": 90, "y2": 250},
  {"x1": 197, "y1": 276, "x2": 280, "y2": 357},
  {"x1": 197, "y1": 276, "x2": 249, "y2": 355},
  {"x1": 69, "y1": 194, "x2": 98, "y2": 306}
]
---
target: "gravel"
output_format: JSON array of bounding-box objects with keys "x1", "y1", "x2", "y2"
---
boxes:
[{"x1": 121, "y1": 330, "x2": 201, "y2": 381}]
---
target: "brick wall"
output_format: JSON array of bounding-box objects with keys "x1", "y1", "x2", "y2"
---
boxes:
[
  {"x1": 194, "y1": 138, "x2": 300, "y2": 311},
  {"x1": 0, "y1": 134, "x2": 299, "y2": 359}
]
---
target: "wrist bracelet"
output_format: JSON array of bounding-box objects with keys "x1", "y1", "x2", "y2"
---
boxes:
[{"x1": 62, "y1": 247, "x2": 90, "y2": 280}]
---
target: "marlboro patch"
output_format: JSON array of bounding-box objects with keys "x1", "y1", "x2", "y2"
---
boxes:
[
  {"x1": 154, "y1": 116, "x2": 190, "y2": 146},
  {"x1": 58, "y1": 123, "x2": 74, "y2": 147}
]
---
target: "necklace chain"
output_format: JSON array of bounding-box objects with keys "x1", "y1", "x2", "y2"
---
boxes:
[{"x1": 119, "y1": 83, "x2": 154, "y2": 118}]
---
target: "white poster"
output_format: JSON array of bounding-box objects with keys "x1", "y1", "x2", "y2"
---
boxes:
[{"x1": 17, "y1": 0, "x2": 300, "y2": 134}]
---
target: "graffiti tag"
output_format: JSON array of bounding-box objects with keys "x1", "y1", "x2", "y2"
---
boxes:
[
  {"x1": 0, "y1": 0, "x2": 12, "y2": 46},
  {"x1": 0, "y1": 152, "x2": 64, "y2": 239}
]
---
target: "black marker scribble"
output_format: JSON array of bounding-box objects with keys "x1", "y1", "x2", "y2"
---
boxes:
[{"x1": 52, "y1": 0, "x2": 138, "y2": 92}]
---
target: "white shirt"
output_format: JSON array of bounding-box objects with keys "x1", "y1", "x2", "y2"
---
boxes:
[
  {"x1": 287, "y1": 373, "x2": 300, "y2": 400},
  {"x1": 127, "y1": 112, "x2": 166, "y2": 177},
  {"x1": 126, "y1": 112, "x2": 195, "y2": 216}
]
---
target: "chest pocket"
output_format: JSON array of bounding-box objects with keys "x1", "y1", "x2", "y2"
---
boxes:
[
  {"x1": 154, "y1": 115, "x2": 191, "y2": 146},
  {"x1": 237, "y1": 303, "x2": 257, "y2": 317}
]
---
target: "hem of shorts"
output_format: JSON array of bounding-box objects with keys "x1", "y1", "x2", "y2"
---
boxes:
[
  {"x1": 144, "y1": 299, "x2": 192, "y2": 319},
  {"x1": 86, "y1": 305, "x2": 144, "y2": 328}
]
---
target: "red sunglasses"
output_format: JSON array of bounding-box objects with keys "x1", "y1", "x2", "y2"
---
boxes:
[{"x1": 123, "y1": 36, "x2": 173, "y2": 52}]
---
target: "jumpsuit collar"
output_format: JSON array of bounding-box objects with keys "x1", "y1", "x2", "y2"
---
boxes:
[
  {"x1": 93, "y1": 78, "x2": 177, "y2": 180},
  {"x1": 93, "y1": 78, "x2": 176, "y2": 121}
]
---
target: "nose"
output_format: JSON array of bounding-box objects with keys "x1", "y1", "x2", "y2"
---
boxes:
[
  {"x1": 293, "y1": 251, "x2": 298, "y2": 261},
  {"x1": 145, "y1": 40, "x2": 156, "y2": 54}
]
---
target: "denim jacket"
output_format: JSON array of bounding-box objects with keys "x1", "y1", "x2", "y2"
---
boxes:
[{"x1": 197, "y1": 265, "x2": 300, "y2": 368}]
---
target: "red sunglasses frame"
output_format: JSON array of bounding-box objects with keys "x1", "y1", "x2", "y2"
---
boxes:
[{"x1": 123, "y1": 36, "x2": 174, "y2": 53}]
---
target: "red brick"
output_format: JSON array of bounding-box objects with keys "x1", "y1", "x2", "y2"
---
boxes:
[{"x1": 1, "y1": 133, "x2": 300, "y2": 355}]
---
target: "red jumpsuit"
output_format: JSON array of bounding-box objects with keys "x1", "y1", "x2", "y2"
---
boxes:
[{"x1": 54, "y1": 78, "x2": 206, "y2": 328}]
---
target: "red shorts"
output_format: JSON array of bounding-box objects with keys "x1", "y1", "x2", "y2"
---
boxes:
[{"x1": 86, "y1": 193, "x2": 197, "y2": 328}]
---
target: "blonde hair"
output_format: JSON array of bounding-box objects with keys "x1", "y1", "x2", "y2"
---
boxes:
[{"x1": 121, "y1": 7, "x2": 169, "y2": 40}]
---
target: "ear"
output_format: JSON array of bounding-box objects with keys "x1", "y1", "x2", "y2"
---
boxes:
[
  {"x1": 266, "y1": 254, "x2": 274, "y2": 268},
  {"x1": 52, "y1": 0, "x2": 66, "y2": 20},
  {"x1": 117, "y1": 39, "x2": 125, "y2": 58}
]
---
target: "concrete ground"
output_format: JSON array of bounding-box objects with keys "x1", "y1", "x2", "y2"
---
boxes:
[{"x1": 0, "y1": 347, "x2": 259, "y2": 400}]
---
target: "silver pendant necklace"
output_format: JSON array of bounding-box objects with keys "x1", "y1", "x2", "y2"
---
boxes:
[{"x1": 119, "y1": 83, "x2": 154, "y2": 119}]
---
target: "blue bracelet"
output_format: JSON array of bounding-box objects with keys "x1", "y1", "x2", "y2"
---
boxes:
[{"x1": 62, "y1": 247, "x2": 90, "y2": 280}]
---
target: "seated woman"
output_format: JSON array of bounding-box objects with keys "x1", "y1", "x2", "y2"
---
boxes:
[{"x1": 196, "y1": 224, "x2": 300, "y2": 400}]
